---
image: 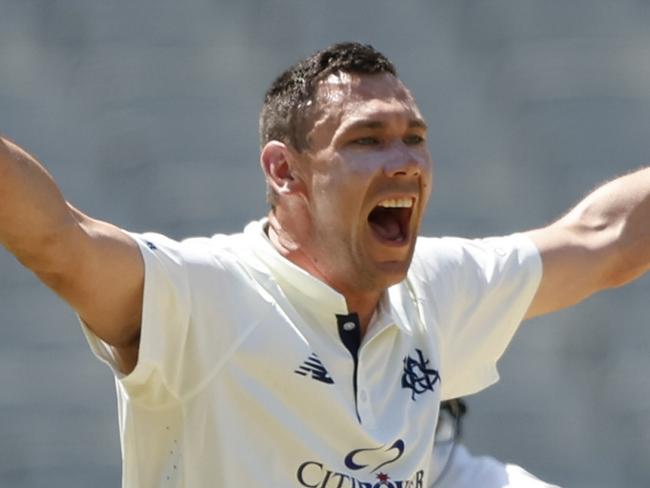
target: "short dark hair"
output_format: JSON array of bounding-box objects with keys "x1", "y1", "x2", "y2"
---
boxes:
[{"x1": 259, "y1": 42, "x2": 397, "y2": 151}]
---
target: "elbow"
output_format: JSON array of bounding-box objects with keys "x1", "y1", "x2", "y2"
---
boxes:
[
  {"x1": 561, "y1": 174, "x2": 650, "y2": 291},
  {"x1": 564, "y1": 207, "x2": 644, "y2": 291},
  {"x1": 605, "y1": 262, "x2": 638, "y2": 289},
  {"x1": 593, "y1": 216, "x2": 650, "y2": 289},
  {"x1": 14, "y1": 229, "x2": 64, "y2": 271},
  {"x1": 604, "y1": 237, "x2": 650, "y2": 289},
  {"x1": 13, "y1": 223, "x2": 83, "y2": 289}
]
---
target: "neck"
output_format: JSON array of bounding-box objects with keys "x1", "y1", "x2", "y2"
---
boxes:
[
  {"x1": 343, "y1": 293, "x2": 381, "y2": 336},
  {"x1": 266, "y1": 210, "x2": 382, "y2": 336}
]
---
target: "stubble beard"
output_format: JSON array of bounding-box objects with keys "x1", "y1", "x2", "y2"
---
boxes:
[{"x1": 325, "y1": 234, "x2": 416, "y2": 298}]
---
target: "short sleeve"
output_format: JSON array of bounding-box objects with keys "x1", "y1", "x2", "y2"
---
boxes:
[
  {"x1": 81, "y1": 232, "x2": 193, "y2": 405},
  {"x1": 409, "y1": 234, "x2": 542, "y2": 400},
  {"x1": 81, "y1": 230, "x2": 275, "y2": 406}
]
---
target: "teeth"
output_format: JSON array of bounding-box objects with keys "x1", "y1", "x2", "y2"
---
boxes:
[{"x1": 378, "y1": 198, "x2": 413, "y2": 208}]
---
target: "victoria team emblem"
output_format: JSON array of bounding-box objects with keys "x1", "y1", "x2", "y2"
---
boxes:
[{"x1": 401, "y1": 348, "x2": 440, "y2": 401}]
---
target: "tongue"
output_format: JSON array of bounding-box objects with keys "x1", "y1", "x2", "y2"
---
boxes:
[{"x1": 369, "y1": 208, "x2": 402, "y2": 241}]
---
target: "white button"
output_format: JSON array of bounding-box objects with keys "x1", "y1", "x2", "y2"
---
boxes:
[
  {"x1": 359, "y1": 390, "x2": 368, "y2": 402},
  {"x1": 342, "y1": 321, "x2": 356, "y2": 331}
]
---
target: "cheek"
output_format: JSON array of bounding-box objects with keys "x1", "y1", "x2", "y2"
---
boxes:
[
  {"x1": 418, "y1": 155, "x2": 434, "y2": 191},
  {"x1": 314, "y1": 167, "x2": 371, "y2": 210},
  {"x1": 347, "y1": 151, "x2": 386, "y2": 175},
  {"x1": 309, "y1": 175, "x2": 350, "y2": 229}
]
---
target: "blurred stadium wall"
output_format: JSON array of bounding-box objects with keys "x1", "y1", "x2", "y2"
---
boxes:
[{"x1": 1, "y1": 1, "x2": 649, "y2": 486}]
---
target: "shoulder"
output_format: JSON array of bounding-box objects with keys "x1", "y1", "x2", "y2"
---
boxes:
[
  {"x1": 409, "y1": 233, "x2": 541, "y2": 291},
  {"x1": 129, "y1": 229, "x2": 250, "y2": 267},
  {"x1": 131, "y1": 226, "x2": 277, "y2": 318},
  {"x1": 412, "y1": 233, "x2": 539, "y2": 269},
  {"x1": 123, "y1": 228, "x2": 272, "y2": 306},
  {"x1": 409, "y1": 235, "x2": 477, "y2": 282}
]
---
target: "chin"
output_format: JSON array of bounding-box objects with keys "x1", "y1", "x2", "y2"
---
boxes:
[
  {"x1": 376, "y1": 244, "x2": 416, "y2": 282},
  {"x1": 370, "y1": 259, "x2": 411, "y2": 289}
]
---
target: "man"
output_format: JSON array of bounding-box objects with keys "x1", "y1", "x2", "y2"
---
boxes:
[{"x1": 1, "y1": 42, "x2": 648, "y2": 486}]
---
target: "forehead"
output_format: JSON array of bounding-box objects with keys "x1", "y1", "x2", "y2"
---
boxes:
[
  {"x1": 316, "y1": 71, "x2": 415, "y2": 105},
  {"x1": 307, "y1": 72, "x2": 423, "y2": 140}
]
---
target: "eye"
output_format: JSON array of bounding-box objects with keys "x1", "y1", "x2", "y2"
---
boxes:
[
  {"x1": 404, "y1": 134, "x2": 425, "y2": 145},
  {"x1": 352, "y1": 137, "x2": 380, "y2": 146}
]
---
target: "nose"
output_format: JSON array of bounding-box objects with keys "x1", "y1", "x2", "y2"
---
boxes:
[{"x1": 383, "y1": 145, "x2": 428, "y2": 178}]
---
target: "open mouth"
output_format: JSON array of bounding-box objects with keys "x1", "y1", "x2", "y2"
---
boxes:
[{"x1": 367, "y1": 197, "x2": 414, "y2": 244}]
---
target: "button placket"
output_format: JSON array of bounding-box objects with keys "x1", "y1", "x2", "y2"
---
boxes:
[
  {"x1": 336, "y1": 313, "x2": 363, "y2": 422},
  {"x1": 359, "y1": 389, "x2": 368, "y2": 402},
  {"x1": 355, "y1": 353, "x2": 376, "y2": 427}
]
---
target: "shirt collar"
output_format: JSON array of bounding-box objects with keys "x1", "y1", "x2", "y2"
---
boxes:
[{"x1": 243, "y1": 218, "x2": 413, "y2": 339}]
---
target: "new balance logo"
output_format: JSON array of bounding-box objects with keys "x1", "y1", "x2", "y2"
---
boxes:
[{"x1": 294, "y1": 353, "x2": 334, "y2": 384}]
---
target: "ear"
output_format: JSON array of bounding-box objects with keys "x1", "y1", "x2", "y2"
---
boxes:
[{"x1": 260, "y1": 141, "x2": 303, "y2": 195}]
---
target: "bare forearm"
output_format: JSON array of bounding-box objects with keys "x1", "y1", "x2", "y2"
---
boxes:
[{"x1": 0, "y1": 135, "x2": 77, "y2": 270}]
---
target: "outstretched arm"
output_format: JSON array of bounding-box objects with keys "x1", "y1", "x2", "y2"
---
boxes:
[
  {"x1": 525, "y1": 167, "x2": 650, "y2": 319},
  {"x1": 0, "y1": 135, "x2": 144, "y2": 372}
]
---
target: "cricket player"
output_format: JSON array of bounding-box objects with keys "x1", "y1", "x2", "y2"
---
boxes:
[{"x1": 1, "y1": 42, "x2": 648, "y2": 486}]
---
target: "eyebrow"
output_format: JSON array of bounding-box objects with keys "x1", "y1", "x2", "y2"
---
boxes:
[{"x1": 342, "y1": 118, "x2": 428, "y2": 132}]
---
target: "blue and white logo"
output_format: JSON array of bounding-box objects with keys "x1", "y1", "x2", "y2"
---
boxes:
[
  {"x1": 296, "y1": 439, "x2": 424, "y2": 487},
  {"x1": 295, "y1": 353, "x2": 335, "y2": 385},
  {"x1": 401, "y1": 349, "x2": 440, "y2": 401},
  {"x1": 344, "y1": 439, "x2": 404, "y2": 473}
]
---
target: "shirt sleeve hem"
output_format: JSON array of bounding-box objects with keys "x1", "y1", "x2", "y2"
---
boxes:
[{"x1": 77, "y1": 233, "x2": 169, "y2": 390}]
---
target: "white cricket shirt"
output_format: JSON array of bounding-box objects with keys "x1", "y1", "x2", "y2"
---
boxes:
[{"x1": 82, "y1": 219, "x2": 542, "y2": 487}]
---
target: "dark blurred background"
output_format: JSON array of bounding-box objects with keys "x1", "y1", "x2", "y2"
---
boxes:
[{"x1": 1, "y1": 1, "x2": 650, "y2": 486}]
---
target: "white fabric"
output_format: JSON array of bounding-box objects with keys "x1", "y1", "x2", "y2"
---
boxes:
[
  {"x1": 430, "y1": 444, "x2": 561, "y2": 488},
  {"x1": 82, "y1": 219, "x2": 542, "y2": 487}
]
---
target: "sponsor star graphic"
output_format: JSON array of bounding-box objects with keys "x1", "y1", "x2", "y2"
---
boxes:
[{"x1": 377, "y1": 472, "x2": 390, "y2": 483}]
